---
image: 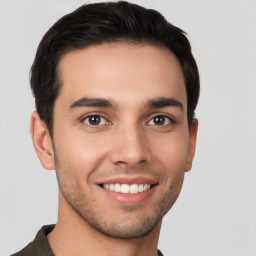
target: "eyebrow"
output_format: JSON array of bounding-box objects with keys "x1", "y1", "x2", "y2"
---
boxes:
[
  {"x1": 69, "y1": 97, "x2": 116, "y2": 110},
  {"x1": 69, "y1": 96, "x2": 183, "y2": 112},
  {"x1": 145, "y1": 97, "x2": 184, "y2": 112}
]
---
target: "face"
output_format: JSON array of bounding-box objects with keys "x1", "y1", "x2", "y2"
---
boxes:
[{"x1": 34, "y1": 43, "x2": 197, "y2": 239}]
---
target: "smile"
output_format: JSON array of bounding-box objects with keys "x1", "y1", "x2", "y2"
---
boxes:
[{"x1": 102, "y1": 183, "x2": 151, "y2": 194}]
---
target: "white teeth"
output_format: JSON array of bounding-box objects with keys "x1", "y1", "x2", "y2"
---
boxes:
[
  {"x1": 130, "y1": 184, "x2": 139, "y2": 194},
  {"x1": 115, "y1": 183, "x2": 121, "y2": 192},
  {"x1": 102, "y1": 183, "x2": 152, "y2": 194},
  {"x1": 103, "y1": 184, "x2": 110, "y2": 189},
  {"x1": 121, "y1": 184, "x2": 130, "y2": 193}
]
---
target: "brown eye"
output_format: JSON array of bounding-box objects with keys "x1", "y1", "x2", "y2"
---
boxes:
[
  {"x1": 83, "y1": 116, "x2": 107, "y2": 126},
  {"x1": 148, "y1": 115, "x2": 171, "y2": 126}
]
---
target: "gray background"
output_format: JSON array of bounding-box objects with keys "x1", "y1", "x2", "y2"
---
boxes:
[{"x1": 0, "y1": 0, "x2": 256, "y2": 255}]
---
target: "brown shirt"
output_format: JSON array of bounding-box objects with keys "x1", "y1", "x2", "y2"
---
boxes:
[{"x1": 11, "y1": 225, "x2": 164, "y2": 256}]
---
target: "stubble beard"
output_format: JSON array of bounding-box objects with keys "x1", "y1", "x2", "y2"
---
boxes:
[{"x1": 54, "y1": 156, "x2": 183, "y2": 239}]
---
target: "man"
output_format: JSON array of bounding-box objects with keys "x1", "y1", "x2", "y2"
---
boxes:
[{"x1": 12, "y1": 1, "x2": 199, "y2": 255}]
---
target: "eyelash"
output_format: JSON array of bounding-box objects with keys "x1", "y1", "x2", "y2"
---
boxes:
[
  {"x1": 147, "y1": 115, "x2": 173, "y2": 126},
  {"x1": 81, "y1": 114, "x2": 174, "y2": 127},
  {"x1": 82, "y1": 114, "x2": 110, "y2": 126}
]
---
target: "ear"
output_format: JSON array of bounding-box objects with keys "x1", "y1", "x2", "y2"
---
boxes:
[
  {"x1": 30, "y1": 111, "x2": 55, "y2": 170},
  {"x1": 185, "y1": 119, "x2": 198, "y2": 172}
]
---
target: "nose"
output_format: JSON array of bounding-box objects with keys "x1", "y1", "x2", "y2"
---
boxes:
[{"x1": 109, "y1": 125, "x2": 151, "y2": 168}]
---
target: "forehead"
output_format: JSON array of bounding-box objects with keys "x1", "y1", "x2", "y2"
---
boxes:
[{"x1": 57, "y1": 43, "x2": 186, "y2": 109}]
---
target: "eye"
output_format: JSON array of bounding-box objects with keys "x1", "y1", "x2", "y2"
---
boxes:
[
  {"x1": 83, "y1": 115, "x2": 108, "y2": 126},
  {"x1": 148, "y1": 115, "x2": 172, "y2": 126}
]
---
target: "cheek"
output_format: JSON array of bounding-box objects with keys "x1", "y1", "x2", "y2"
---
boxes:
[
  {"x1": 155, "y1": 133, "x2": 189, "y2": 209},
  {"x1": 152, "y1": 131, "x2": 190, "y2": 179},
  {"x1": 53, "y1": 129, "x2": 111, "y2": 178}
]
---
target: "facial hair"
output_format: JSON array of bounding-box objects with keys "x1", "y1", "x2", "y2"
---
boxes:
[{"x1": 54, "y1": 154, "x2": 184, "y2": 239}]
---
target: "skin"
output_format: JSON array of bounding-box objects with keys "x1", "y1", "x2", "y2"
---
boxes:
[{"x1": 30, "y1": 43, "x2": 198, "y2": 256}]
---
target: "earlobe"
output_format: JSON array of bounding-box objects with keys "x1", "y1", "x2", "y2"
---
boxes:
[
  {"x1": 30, "y1": 111, "x2": 55, "y2": 170},
  {"x1": 185, "y1": 119, "x2": 198, "y2": 172}
]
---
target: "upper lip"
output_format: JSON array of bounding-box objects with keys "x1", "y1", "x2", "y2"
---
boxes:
[{"x1": 96, "y1": 176, "x2": 158, "y2": 185}]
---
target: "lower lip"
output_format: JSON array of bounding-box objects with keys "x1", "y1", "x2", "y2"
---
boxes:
[{"x1": 99, "y1": 185, "x2": 157, "y2": 205}]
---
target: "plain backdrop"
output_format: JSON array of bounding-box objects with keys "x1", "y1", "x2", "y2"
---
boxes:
[{"x1": 0, "y1": 0, "x2": 256, "y2": 255}]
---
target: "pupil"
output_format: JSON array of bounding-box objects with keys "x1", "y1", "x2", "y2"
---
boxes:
[
  {"x1": 89, "y1": 116, "x2": 100, "y2": 125},
  {"x1": 154, "y1": 116, "x2": 165, "y2": 125}
]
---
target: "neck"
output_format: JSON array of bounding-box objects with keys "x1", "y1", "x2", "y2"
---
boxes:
[{"x1": 48, "y1": 192, "x2": 161, "y2": 256}]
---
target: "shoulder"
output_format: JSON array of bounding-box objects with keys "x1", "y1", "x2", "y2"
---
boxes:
[
  {"x1": 11, "y1": 241, "x2": 35, "y2": 256},
  {"x1": 158, "y1": 249, "x2": 164, "y2": 256},
  {"x1": 11, "y1": 225, "x2": 55, "y2": 256}
]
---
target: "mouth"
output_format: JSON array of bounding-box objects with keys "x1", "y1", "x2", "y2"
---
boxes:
[
  {"x1": 99, "y1": 183, "x2": 157, "y2": 194},
  {"x1": 96, "y1": 176, "x2": 159, "y2": 205}
]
